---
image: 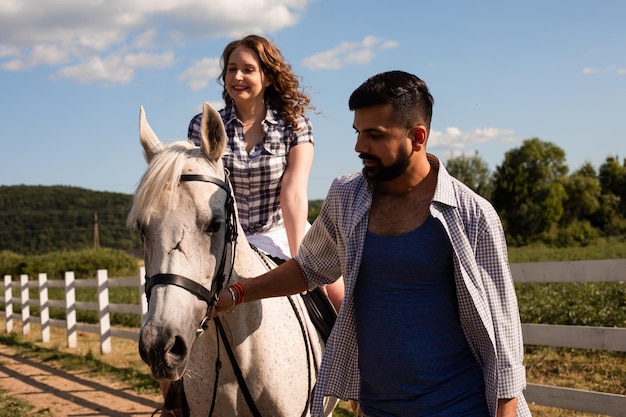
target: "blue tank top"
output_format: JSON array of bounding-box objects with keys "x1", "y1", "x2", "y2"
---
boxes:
[{"x1": 354, "y1": 215, "x2": 489, "y2": 417}]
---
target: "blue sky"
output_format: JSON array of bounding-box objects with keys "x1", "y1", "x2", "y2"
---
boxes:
[{"x1": 1, "y1": 0, "x2": 624, "y2": 199}]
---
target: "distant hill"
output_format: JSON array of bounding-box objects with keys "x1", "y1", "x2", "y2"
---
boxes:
[
  {"x1": 0, "y1": 186, "x2": 327, "y2": 256},
  {"x1": 0, "y1": 185, "x2": 141, "y2": 255}
]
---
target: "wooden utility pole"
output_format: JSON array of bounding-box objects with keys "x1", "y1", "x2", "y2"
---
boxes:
[{"x1": 93, "y1": 212, "x2": 100, "y2": 249}]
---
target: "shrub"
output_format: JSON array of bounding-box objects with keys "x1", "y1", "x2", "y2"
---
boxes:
[{"x1": 0, "y1": 248, "x2": 139, "y2": 279}]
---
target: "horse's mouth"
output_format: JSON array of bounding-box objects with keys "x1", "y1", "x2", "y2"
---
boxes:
[
  {"x1": 141, "y1": 348, "x2": 188, "y2": 381},
  {"x1": 150, "y1": 361, "x2": 187, "y2": 382},
  {"x1": 139, "y1": 328, "x2": 190, "y2": 381}
]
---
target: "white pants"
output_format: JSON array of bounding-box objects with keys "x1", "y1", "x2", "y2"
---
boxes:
[{"x1": 246, "y1": 222, "x2": 310, "y2": 261}]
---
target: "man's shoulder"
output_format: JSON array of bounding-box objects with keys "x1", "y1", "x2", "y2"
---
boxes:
[
  {"x1": 325, "y1": 172, "x2": 371, "y2": 208},
  {"x1": 330, "y1": 171, "x2": 366, "y2": 191}
]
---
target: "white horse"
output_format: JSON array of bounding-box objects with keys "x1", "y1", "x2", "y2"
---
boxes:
[{"x1": 128, "y1": 103, "x2": 333, "y2": 417}]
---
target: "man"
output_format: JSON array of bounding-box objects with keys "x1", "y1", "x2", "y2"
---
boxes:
[{"x1": 216, "y1": 70, "x2": 531, "y2": 417}]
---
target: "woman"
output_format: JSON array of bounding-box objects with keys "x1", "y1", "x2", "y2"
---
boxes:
[{"x1": 188, "y1": 35, "x2": 344, "y2": 311}]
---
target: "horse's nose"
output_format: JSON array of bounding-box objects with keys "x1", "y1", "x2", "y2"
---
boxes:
[
  {"x1": 139, "y1": 326, "x2": 189, "y2": 378},
  {"x1": 165, "y1": 335, "x2": 188, "y2": 366}
]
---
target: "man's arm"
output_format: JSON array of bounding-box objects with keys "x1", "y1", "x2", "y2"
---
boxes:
[
  {"x1": 497, "y1": 397, "x2": 518, "y2": 417},
  {"x1": 215, "y1": 258, "x2": 308, "y2": 311}
]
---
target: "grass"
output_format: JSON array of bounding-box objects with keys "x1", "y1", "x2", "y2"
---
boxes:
[
  {"x1": 0, "y1": 331, "x2": 159, "y2": 395},
  {"x1": 0, "y1": 389, "x2": 52, "y2": 417}
]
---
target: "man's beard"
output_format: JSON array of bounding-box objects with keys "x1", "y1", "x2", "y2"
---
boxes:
[{"x1": 360, "y1": 145, "x2": 411, "y2": 182}]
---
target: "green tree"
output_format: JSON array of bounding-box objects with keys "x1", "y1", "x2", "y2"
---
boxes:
[
  {"x1": 0, "y1": 185, "x2": 140, "y2": 255},
  {"x1": 308, "y1": 200, "x2": 324, "y2": 223},
  {"x1": 445, "y1": 151, "x2": 494, "y2": 200},
  {"x1": 492, "y1": 138, "x2": 568, "y2": 246},
  {"x1": 599, "y1": 156, "x2": 626, "y2": 215},
  {"x1": 561, "y1": 163, "x2": 601, "y2": 223},
  {"x1": 595, "y1": 156, "x2": 626, "y2": 234}
]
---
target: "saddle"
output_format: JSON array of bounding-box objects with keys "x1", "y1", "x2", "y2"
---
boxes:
[
  {"x1": 300, "y1": 287, "x2": 337, "y2": 344},
  {"x1": 264, "y1": 252, "x2": 337, "y2": 344}
]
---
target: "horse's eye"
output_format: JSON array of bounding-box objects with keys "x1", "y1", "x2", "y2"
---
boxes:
[{"x1": 206, "y1": 221, "x2": 222, "y2": 234}]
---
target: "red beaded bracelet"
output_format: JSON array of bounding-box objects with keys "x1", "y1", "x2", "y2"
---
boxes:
[{"x1": 231, "y1": 283, "x2": 245, "y2": 305}]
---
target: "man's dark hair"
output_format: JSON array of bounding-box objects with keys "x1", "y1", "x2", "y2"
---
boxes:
[{"x1": 348, "y1": 70, "x2": 434, "y2": 132}]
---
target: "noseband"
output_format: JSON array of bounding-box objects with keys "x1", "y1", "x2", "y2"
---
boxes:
[{"x1": 144, "y1": 173, "x2": 238, "y2": 332}]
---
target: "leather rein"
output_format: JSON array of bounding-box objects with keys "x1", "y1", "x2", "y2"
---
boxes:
[
  {"x1": 144, "y1": 173, "x2": 265, "y2": 417},
  {"x1": 144, "y1": 173, "x2": 311, "y2": 417}
]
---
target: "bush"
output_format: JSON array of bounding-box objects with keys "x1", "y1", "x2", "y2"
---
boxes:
[
  {"x1": 551, "y1": 220, "x2": 600, "y2": 247},
  {"x1": 0, "y1": 248, "x2": 139, "y2": 279},
  {"x1": 516, "y1": 282, "x2": 626, "y2": 327},
  {"x1": 1, "y1": 249, "x2": 142, "y2": 328},
  {"x1": 0, "y1": 251, "x2": 27, "y2": 276}
]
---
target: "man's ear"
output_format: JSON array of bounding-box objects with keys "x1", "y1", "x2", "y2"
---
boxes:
[{"x1": 411, "y1": 125, "x2": 428, "y2": 149}]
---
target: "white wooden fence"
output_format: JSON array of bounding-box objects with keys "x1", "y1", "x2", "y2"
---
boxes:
[
  {"x1": 511, "y1": 259, "x2": 626, "y2": 417},
  {"x1": 1, "y1": 268, "x2": 148, "y2": 354},
  {"x1": 1, "y1": 260, "x2": 625, "y2": 416}
]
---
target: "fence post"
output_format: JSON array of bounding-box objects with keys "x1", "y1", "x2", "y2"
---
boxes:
[
  {"x1": 20, "y1": 274, "x2": 30, "y2": 336},
  {"x1": 139, "y1": 266, "x2": 148, "y2": 323},
  {"x1": 3, "y1": 275, "x2": 13, "y2": 333},
  {"x1": 97, "y1": 269, "x2": 111, "y2": 354},
  {"x1": 65, "y1": 271, "x2": 77, "y2": 349},
  {"x1": 38, "y1": 273, "x2": 50, "y2": 343}
]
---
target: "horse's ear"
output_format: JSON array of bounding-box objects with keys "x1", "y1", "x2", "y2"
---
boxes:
[
  {"x1": 139, "y1": 105, "x2": 163, "y2": 162},
  {"x1": 200, "y1": 102, "x2": 227, "y2": 161}
]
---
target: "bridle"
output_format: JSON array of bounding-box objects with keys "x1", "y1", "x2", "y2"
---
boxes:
[
  {"x1": 144, "y1": 173, "x2": 237, "y2": 332},
  {"x1": 144, "y1": 172, "x2": 311, "y2": 417},
  {"x1": 144, "y1": 173, "x2": 248, "y2": 417}
]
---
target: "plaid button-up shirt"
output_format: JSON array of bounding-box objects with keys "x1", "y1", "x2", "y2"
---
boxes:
[
  {"x1": 188, "y1": 104, "x2": 313, "y2": 235},
  {"x1": 296, "y1": 154, "x2": 531, "y2": 417}
]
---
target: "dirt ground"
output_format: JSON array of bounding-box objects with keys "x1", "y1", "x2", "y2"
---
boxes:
[{"x1": 0, "y1": 319, "x2": 162, "y2": 417}]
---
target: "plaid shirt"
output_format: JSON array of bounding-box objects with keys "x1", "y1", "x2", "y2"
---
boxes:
[
  {"x1": 295, "y1": 154, "x2": 531, "y2": 417},
  {"x1": 188, "y1": 104, "x2": 313, "y2": 234}
]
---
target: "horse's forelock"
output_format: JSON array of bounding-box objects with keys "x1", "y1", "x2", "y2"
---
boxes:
[{"x1": 127, "y1": 141, "x2": 209, "y2": 228}]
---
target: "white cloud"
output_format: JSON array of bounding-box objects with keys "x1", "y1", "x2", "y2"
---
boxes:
[
  {"x1": 582, "y1": 65, "x2": 624, "y2": 75},
  {"x1": 178, "y1": 57, "x2": 222, "y2": 91},
  {"x1": 51, "y1": 51, "x2": 174, "y2": 84},
  {"x1": 133, "y1": 29, "x2": 158, "y2": 49},
  {"x1": 0, "y1": 45, "x2": 19, "y2": 58},
  {"x1": 2, "y1": 43, "x2": 69, "y2": 71},
  {"x1": 302, "y1": 35, "x2": 399, "y2": 70},
  {"x1": 429, "y1": 127, "x2": 516, "y2": 149},
  {"x1": 0, "y1": 0, "x2": 309, "y2": 83}
]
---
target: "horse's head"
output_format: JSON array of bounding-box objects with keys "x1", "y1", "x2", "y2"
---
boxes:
[{"x1": 129, "y1": 103, "x2": 236, "y2": 381}]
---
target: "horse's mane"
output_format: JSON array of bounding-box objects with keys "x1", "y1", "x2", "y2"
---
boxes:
[{"x1": 127, "y1": 140, "x2": 209, "y2": 229}]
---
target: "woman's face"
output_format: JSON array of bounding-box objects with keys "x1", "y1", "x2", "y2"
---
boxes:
[{"x1": 224, "y1": 46, "x2": 271, "y2": 105}]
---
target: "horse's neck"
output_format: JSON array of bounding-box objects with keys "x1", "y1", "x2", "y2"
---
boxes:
[{"x1": 232, "y1": 232, "x2": 272, "y2": 282}]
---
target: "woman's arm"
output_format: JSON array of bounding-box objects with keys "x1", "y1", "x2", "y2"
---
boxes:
[{"x1": 280, "y1": 141, "x2": 314, "y2": 257}]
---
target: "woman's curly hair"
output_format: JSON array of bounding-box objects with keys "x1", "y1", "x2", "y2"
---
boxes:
[{"x1": 219, "y1": 34, "x2": 312, "y2": 130}]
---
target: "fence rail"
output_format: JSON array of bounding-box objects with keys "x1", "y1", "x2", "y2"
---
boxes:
[
  {"x1": 1, "y1": 260, "x2": 625, "y2": 416},
  {"x1": 510, "y1": 260, "x2": 626, "y2": 416},
  {"x1": 1, "y1": 268, "x2": 148, "y2": 353}
]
